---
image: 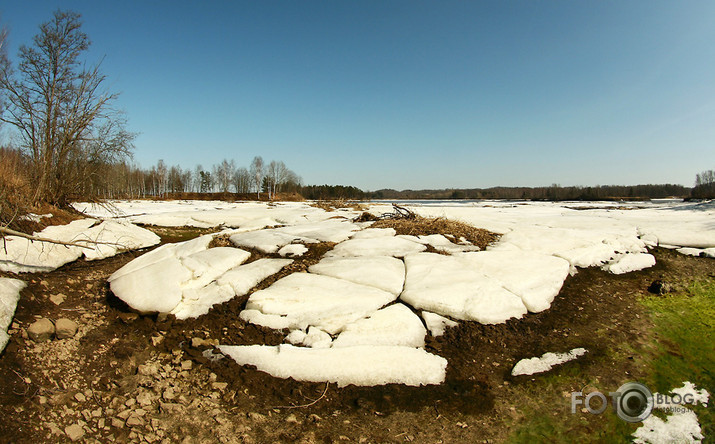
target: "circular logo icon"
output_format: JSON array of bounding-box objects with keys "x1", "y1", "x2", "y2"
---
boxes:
[{"x1": 615, "y1": 382, "x2": 653, "y2": 422}]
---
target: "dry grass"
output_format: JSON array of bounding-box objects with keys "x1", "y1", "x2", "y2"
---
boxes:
[
  {"x1": 310, "y1": 199, "x2": 368, "y2": 212},
  {"x1": 372, "y1": 216, "x2": 500, "y2": 250}
]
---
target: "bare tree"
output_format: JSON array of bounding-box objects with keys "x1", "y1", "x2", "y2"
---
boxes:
[
  {"x1": 249, "y1": 156, "x2": 264, "y2": 199},
  {"x1": 0, "y1": 10, "x2": 133, "y2": 204},
  {"x1": 232, "y1": 167, "x2": 251, "y2": 193}
]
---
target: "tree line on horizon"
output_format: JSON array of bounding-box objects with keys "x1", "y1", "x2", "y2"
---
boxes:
[{"x1": 0, "y1": 11, "x2": 712, "y2": 232}]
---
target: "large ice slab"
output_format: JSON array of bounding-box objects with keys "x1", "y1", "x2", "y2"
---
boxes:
[
  {"x1": 308, "y1": 256, "x2": 405, "y2": 295},
  {"x1": 0, "y1": 278, "x2": 26, "y2": 353},
  {"x1": 230, "y1": 230, "x2": 314, "y2": 254},
  {"x1": 218, "y1": 344, "x2": 447, "y2": 387},
  {"x1": 241, "y1": 273, "x2": 397, "y2": 334},
  {"x1": 110, "y1": 235, "x2": 288, "y2": 318},
  {"x1": 459, "y1": 251, "x2": 571, "y2": 312},
  {"x1": 325, "y1": 236, "x2": 426, "y2": 258},
  {"x1": 332, "y1": 304, "x2": 426, "y2": 348},
  {"x1": 401, "y1": 253, "x2": 528, "y2": 324}
]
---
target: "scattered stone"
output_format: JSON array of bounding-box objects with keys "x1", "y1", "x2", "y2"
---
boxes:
[
  {"x1": 211, "y1": 382, "x2": 228, "y2": 392},
  {"x1": 125, "y1": 398, "x2": 136, "y2": 407},
  {"x1": 163, "y1": 388, "x2": 176, "y2": 401},
  {"x1": 136, "y1": 391, "x2": 155, "y2": 406},
  {"x1": 127, "y1": 415, "x2": 145, "y2": 427},
  {"x1": 45, "y1": 422, "x2": 63, "y2": 436},
  {"x1": 49, "y1": 293, "x2": 66, "y2": 305},
  {"x1": 55, "y1": 318, "x2": 78, "y2": 339},
  {"x1": 97, "y1": 418, "x2": 105, "y2": 429},
  {"x1": 286, "y1": 414, "x2": 298, "y2": 424},
  {"x1": 118, "y1": 312, "x2": 139, "y2": 324},
  {"x1": 111, "y1": 417, "x2": 125, "y2": 428},
  {"x1": 138, "y1": 362, "x2": 160, "y2": 376},
  {"x1": 64, "y1": 423, "x2": 85, "y2": 442},
  {"x1": 180, "y1": 360, "x2": 192, "y2": 370},
  {"x1": 647, "y1": 279, "x2": 673, "y2": 295},
  {"x1": 191, "y1": 337, "x2": 207, "y2": 348},
  {"x1": 27, "y1": 318, "x2": 54, "y2": 342},
  {"x1": 74, "y1": 392, "x2": 87, "y2": 403},
  {"x1": 151, "y1": 335, "x2": 164, "y2": 346},
  {"x1": 248, "y1": 412, "x2": 267, "y2": 423}
]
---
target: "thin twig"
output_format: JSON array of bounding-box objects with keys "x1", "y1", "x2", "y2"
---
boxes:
[
  {"x1": 0, "y1": 226, "x2": 124, "y2": 249},
  {"x1": 272, "y1": 382, "x2": 329, "y2": 409}
]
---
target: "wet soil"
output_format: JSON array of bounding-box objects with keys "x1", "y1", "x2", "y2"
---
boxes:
[{"x1": 1, "y1": 242, "x2": 713, "y2": 443}]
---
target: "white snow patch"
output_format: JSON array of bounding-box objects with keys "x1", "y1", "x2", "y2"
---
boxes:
[
  {"x1": 511, "y1": 348, "x2": 587, "y2": 376},
  {"x1": 218, "y1": 344, "x2": 447, "y2": 387},
  {"x1": 421, "y1": 312, "x2": 458, "y2": 337},
  {"x1": 676, "y1": 247, "x2": 715, "y2": 258},
  {"x1": 278, "y1": 244, "x2": 308, "y2": 257},
  {"x1": 633, "y1": 410, "x2": 704, "y2": 444},
  {"x1": 230, "y1": 230, "x2": 314, "y2": 254},
  {"x1": 602, "y1": 253, "x2": 656, "y2": 275},
  {"x1": 401, "y1": 253, "x2": 528, "y2": 324},
  {"x1": 332, "y1": 304, "x2": 426, "y2": 348},
  {"x1": 242, "y1": 273, "x2": 397, "y2": 335},
  {"x1": 308, "y1": 256, "x2": 405, "y2": 295},
  {"x1": 0, "y1": 278, "x2": 26, "y2": 353},
  {"x1": 653, "y1": 382, "x2": 710, "y2": 409}
]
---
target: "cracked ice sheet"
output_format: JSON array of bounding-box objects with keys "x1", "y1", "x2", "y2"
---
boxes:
[
  {"x1": 332, "y1": 303, "x2": 426, "y2": 348},
  {"x1": 511, "y1": 348, "x2": 587, "y2": 376},
  {"x1": 459, "y1": 251, "x2": 571, "y2": 313},
  {"x1": 109, "y1": 235, "x2": 271, "y2": 315},
  {"x1": 240, "y1": 273, "x2": 397, "y2": 335},
  {"x1": 308, "y1": 256, "x2": 405, "y2": 295},
  {"x1": 218, "y1": 344, "x2": 447, "y2": 387},
  {"x1": 325, "y1": 236, "x2": 427, "y2": 258},
  {"x1": 230, "y1": 219, "x2": 361, "y2": 253},
  {"x1": 0, "y1": 278, "x2": 26, "y2": 353},
  {"x1": 401, "y1": 253, "x2": 528, "y2": 324}
]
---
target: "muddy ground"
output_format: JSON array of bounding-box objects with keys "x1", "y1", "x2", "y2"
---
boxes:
[{"x1": 1, "y1": 228, "x2": 713, "y2": 443}]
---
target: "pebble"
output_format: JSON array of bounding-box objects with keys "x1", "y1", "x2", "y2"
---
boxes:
[
  {"x1": 27, "y1": 318, "x2": 54, "y2": 342},
  {"x1": 64, "y1": 424, "x2": 85, "y2": 442},
  {"x1": 55, "y1": 318, "x2": 78, "y2": 339},
  {"x1": 49, "y1": 293, "x2": 66, "y2": 305}
]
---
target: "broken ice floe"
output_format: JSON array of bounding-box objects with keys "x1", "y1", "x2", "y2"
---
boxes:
[
  {"x1": 421, "y1": 312, "x2": 459, "y2": 337},
  {"x1": 308, "y1": 256, "x2": 405, "y2": 295},
  {"x1": 511, "y1": 348, "x2": 587, "y2": 376},
  {"x1": 109, "y1": 235, "x2": 292, "y2": 318},
  {"x1": 240, "y1": 273, "x2": 396, "y2": 335},
  {"x1": 601, "y1": 253, "x2": 656, "y2": 275},
  {"x1": 331, "y1": 304, "x2": 426, "y2": 348},
  {"x1": 0, "y1": 278, "x2": 26, "y2": 353},
  {"x1": 0, "y1": 219, "x2": 160, "y2": 273},
  {"x1": 218, "y1": 344, "x2": 447, "y2": 387}
]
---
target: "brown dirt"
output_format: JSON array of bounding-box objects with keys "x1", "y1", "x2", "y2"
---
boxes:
[{"x1": 1, "y1": 239, "x2": 714, "y2": 443}]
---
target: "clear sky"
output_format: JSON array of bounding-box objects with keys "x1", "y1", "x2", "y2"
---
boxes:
[{"x1": 2, "y1": 1, "x2": 714, "y2": 190}]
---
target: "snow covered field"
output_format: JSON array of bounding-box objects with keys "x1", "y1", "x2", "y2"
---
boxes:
[{"x1": 60, "y1": 199, "x2": 715, "y2": 387}]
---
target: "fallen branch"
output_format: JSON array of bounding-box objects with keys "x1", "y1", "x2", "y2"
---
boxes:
[
  {"x1": 380, "y1": 203, "x2": 417, "y2": 220},
  {"x1": 0, "y1": 226, "x2": 122, "y2": 250},
  {"x1": 272, "y1": 382, "x2": 329, "y2": 409}
]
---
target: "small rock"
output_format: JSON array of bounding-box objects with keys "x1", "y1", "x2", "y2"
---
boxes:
[
  {"x1": 111, "y1": 417, "x2": 125, "y2": 428},
  {"x1": 97, "y1": 418, "x2": 105, "y2": 429},
  {"x1": 118, "y1": 312, "x2": 139, "y2": 324},
  {"x1": 125, "y1": 398, "x2": 136, "y2": 407},
  {"x1": 27, "y1": 318, "x2": 54, "y2": 342},
  {"x1": 285, "y1": 414, "x2": 298, "y2": 424},
  {"x1": 247, "y1": 412, "x2": 267, "y2": 423},
  {"x1": 180, "y1": 360, "x2": 192, "y2": 371},
  {"x1": 49, "y1": 293, "x2": 66, "y2": 305},
  {"x1": 163, "y1": 388, "x2": 176, "y2": 401},
  {"x1": 211, "y1": 382, "x2": 228, "y2": 392},
  {"x1": 64, "y1": 423, "x2": 85, "y2": 442},
  {"x1": 191, "y1": 337, "x2": 207, "y2": 348},
  {"x1": 55, "y1": 318, "x2": 78, "y2": 339},
  {"x1": 136, "y1": 391, "x2": 155, "y2": 406},
  {"x1": 151, "y1": 335, "x2": 164, "y2": 346},
  {"x1": 126, "y1": 415, "x2": 145, "y2": 427},
  {"x1": 74, "y1": 392, "x2": 87, "y2": 403},
  {"x1": 138, "y1": 363, "x2": 160, "y2": 376},
  {"x1": 92, "y1": 408, "x2": 102, "y2": 417}
]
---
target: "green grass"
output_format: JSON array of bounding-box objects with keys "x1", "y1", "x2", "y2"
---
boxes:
[
  {"x1": 508, "y1": 279, "x2": 715, "y2": 443},
  {"x1": 639, "y1": 279, "x2": 714, "y2": 441}
]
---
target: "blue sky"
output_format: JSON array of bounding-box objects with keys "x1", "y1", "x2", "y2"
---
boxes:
[{"x1": 2, "y1": 1, "x2": 714, "y2": 190}]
